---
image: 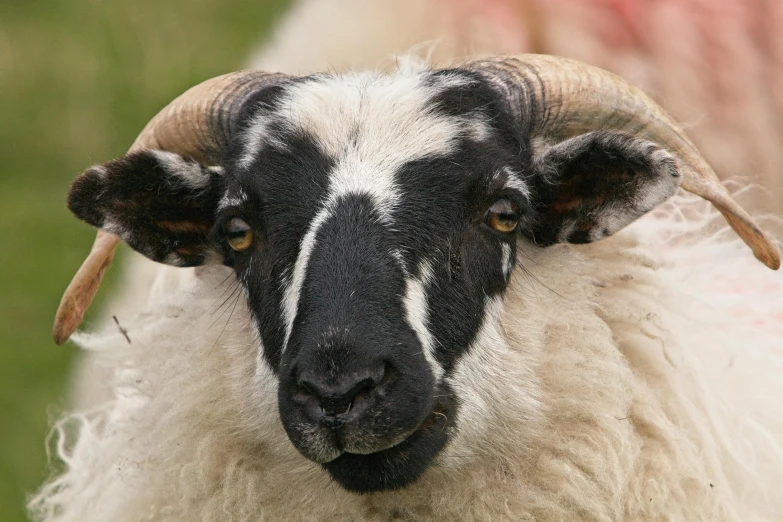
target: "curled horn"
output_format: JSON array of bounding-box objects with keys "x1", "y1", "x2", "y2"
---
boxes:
[
  {"x1": 53, "y1": 71, "x2": 287, "y2": 345},
  {"x1": 467, "y1": 54, "x2": 781, "y2": 271},
  {"x1": 55, "y1": 56, "x2": 781, "y2": 344}
]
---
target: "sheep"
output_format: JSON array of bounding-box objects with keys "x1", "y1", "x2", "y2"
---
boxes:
[
  {"x1": 64, "y1": 0, "x2": 783, "y2": 414},
  {"x1": 33, "y1": 7, "x2": 783, "y2": 522}
]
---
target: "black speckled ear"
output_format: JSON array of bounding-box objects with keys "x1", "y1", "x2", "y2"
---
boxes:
[
  {"x1": 525, "y1": 131, "x2": 682, "y2": 246},
  {"x1": 67, "y1": 149, "x2": 226, "y2": 266}
]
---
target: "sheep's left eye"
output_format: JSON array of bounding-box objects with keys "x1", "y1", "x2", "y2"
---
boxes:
[
  {"x1": 225, "y1": 218, "x2": 253, "y2": 252},
  {"x1": 485, "y1": 199, "x2": 519, "y2": 233}
]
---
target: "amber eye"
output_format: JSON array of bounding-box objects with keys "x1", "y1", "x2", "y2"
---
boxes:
[
  {"x1": 225, "y1": 218, "x2": 253, "y2": 252},
  {"x1": 485, "y1": 199, "x2": 519, "y2": 233}
]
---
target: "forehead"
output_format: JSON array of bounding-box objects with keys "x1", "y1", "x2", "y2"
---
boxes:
[
  {"x1": 235, "y1": 70, "x2": 495, "y2": 198},
  {"x1": 267, "y1": 72, "x2": 487, "y2": 155},
  {"x1": 224, "y1": 69, "x2": 529, "y2": 252}
]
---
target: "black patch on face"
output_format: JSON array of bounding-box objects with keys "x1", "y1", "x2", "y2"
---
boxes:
[
  {"x1": 285, "y1": 194, "x2": 409, "y2": 355},
  {"x1": 393, "y1": 146, "x2": 525, "y2": 372},
  {"x1": 392, "y1": 71, "x2": 532, "y2": 373},
  {"x1": 427, "y1": 69, "x2": 525, "y2": 152},
  {"x1": 222, "y1": 83, "x2": 337, "y2": 370}
]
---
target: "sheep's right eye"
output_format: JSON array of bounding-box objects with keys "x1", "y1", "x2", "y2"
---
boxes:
[{"x1": 224, "y1": 218, "x2": 253, "y2": 252}]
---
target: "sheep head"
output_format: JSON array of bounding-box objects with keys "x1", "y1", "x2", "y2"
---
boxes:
[{"x1": 55, "y1": 55, "x2": 779, "y2": 492}]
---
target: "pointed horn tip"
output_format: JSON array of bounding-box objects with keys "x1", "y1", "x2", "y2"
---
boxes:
[
  {"x1": 52, "y1": 231, "x2": 121, "y2": 345},
  {"x1": 758, "y1": 248, "x2": 781, "y2": 271},
  {"x1": 721, "y1": 211, "x2": 781, "y2": 271},
  {"x1": 742, "y1": 233, "x2": 779, "y2": 271},
  {"x1": 52, "y1": 298, "x2": 80, "y2": 346},
  {"x1": 683, "y1": 172, "x2": 780, "y2": 271}
]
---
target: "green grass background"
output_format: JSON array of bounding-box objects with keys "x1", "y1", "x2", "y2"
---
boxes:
[{"x1": 0, "y1": 1, "x2": 290, "y2": 519}]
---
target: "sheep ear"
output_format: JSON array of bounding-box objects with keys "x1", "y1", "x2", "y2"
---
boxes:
[
  {"x1": 524, "y1": 131, "x2": 682, "y2": 245},
  {"x1": 67, "y1": 150, "x2": 226, "y2": 266}
]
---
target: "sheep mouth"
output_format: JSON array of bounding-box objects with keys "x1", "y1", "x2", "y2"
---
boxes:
[{"x1": 322, "y1": 404, "x2": 455, "y2": 493}]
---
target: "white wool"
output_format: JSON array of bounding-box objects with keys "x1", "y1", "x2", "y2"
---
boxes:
[{"x1": 30, "y1": 194, "x2": 783, "y2": 521}]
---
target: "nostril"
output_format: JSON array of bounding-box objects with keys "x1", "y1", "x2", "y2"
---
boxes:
[
  {"x1": 295, "y1": 365, "x2": 386, "y2": 421},
  {"x1": 344, "y1": 376, "x2": 376, "y2": 401},
  {"x1": 297, "y1": 379, "x2": 318, "y2": 398},
  {"x1": 319, "y1": 396, "x2": 353, "y2": 418}
]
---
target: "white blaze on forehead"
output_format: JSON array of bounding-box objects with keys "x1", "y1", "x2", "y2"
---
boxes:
[
  {"x1": 279, "y1": 72, "x2": 473, "y2": 217},
  {"x1": 403, "y1": 260, "x2": 444, "y2": 382},
  {"x1": 288, "y1": 72, "x2": 470, "y2": 161},
  {"x1": 276, "y1": 71, "x2": 483, "y2": 355}
]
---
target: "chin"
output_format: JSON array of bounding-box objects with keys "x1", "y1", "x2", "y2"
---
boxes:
[{"x1": 323, "y1": 406, "x2": 455, "y2": 493}]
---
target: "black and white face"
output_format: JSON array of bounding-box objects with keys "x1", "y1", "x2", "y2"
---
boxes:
[
  {"x1": 220, "y1": 71, "x2": 531, "y2": 491},
  {"x1": 67, "y1": 67, "x2": 680, "y2": 492}
]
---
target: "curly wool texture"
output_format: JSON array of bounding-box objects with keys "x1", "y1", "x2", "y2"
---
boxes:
[{"x1": 30, "y1": 195, "x2": 783, "y2": 521}]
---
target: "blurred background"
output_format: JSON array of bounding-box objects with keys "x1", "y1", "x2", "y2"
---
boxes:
[{"x1": 0, "y1": 1, "x2": 289, "y2": 520}]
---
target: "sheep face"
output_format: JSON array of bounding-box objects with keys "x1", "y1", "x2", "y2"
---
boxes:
[{"x1": 67, "y1": 69, "x2": 681, "y2": 492}]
